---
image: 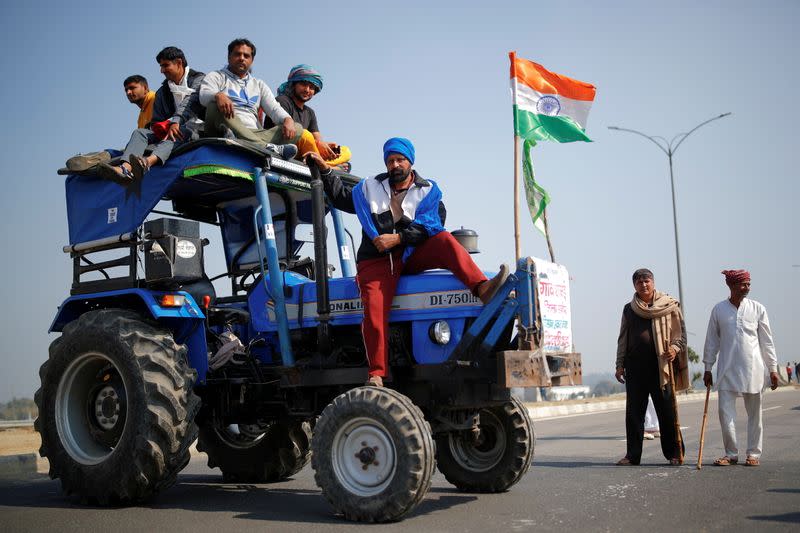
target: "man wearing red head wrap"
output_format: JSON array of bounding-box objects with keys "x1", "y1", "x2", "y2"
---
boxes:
[{"x1": 703, "y1": 270, "x2": 778, "y2": 467}]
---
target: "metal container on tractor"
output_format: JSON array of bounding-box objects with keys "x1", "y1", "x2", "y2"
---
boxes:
[{"x1": 37, "y1": 138, "x2": 581, "y2": 522}]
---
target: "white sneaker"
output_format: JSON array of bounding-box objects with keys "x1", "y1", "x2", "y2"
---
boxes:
[{"x1": 266, "y1": 143, "x2": 298, "y2": 159}]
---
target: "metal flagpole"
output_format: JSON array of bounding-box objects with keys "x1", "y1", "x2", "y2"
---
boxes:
[
  {"x1": 510, "y1": 51, "x2": 522, "y2": 262},
  {"x1": 514, "y1": 135, "x2": 521, "y2": 261}
]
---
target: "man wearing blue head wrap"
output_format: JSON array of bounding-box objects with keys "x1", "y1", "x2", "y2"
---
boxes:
[
  {"x1": 264, "y1": 64, "x2": 337, "y2": 160},
  {"x1": 306, "y1": 140, "x2": 509, "y2": 387},
  {"x1": 382, "y1": 137, "x2": 415, "y2": 166}
]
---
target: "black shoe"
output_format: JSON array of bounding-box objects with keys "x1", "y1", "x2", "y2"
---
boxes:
[{"x1": 266, "y1": 143, "x2": 298, "y2": 159}]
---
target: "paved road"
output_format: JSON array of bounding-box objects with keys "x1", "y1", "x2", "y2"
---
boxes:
[{"x1": 2, "y1": 388, "x2": 798, "y2": 532}]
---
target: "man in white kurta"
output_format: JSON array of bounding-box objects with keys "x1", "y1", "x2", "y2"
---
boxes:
[{"x1": 703, "y1": 270, "x2": 778, "y2": 466}]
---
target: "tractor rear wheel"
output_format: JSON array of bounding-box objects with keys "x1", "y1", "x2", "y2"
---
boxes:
[
  {"x1": 197, "y1": 419, "x2": 312, "y2": 482},
  {"x1": 436, "y1": 396, "x2": 534, "y2": 492},
  {"x1": 35, "y1": 309, "x2": 199, "y2": 504}
]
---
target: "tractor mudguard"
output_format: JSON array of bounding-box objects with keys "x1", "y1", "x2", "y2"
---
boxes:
[{"x1": 49, "y1": 288, "x2": 209, "y2": 382}]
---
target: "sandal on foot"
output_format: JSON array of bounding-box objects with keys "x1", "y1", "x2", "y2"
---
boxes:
[
  {"x1": 713, "y1": 456, "x2": 738, "y2": 466},
  {"x1": 744, "y1": 456, "x2": 760, "y2": 466},
  {"x1": 669, "y1": 457, "x2": 683, "y2": 466},
  {"x1": 95, "y1": 162, "x2": 133, "y2": 186},
  {"x1": 616, "y1": 457, "x2": 636, "y2": 466},
  {"x1": 130, "y1": 155, "x2": 150, "y2": 181},
  {"x1": 365, "y1": 375, "x2": 383, "y2": 387}
]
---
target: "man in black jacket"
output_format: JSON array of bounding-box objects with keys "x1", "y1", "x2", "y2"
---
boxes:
[
  {"x1": 306, "y1": 138, "x2": 509, "y2": 386},
  {"x1": 96, "y1": 46, "x2": 205, "y2": 184}
]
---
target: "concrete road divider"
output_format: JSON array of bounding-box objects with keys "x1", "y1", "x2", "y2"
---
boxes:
[{"x1": 0, "y1": 453, "x2": 42, "y2": 480}]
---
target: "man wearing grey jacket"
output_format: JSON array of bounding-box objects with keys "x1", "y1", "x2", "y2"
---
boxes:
[{"x1": 199, "y1": 38, "x2": 301, "y2": 158}]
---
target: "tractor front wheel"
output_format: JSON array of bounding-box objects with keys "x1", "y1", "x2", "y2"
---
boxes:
[{"x1": 311, "y1": 387, "x2": 435, "y2": 522}]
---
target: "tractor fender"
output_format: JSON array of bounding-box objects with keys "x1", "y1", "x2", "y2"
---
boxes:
[{"x1": 49, "y1": 288, "x2": 209, "y2": 383}]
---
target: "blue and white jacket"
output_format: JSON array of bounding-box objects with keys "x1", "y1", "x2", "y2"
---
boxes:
[{"x1": 322, "y1": 170, "x2": 446, "y2": 262}]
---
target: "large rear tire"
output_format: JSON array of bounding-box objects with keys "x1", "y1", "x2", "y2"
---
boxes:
[
  {"x1": 197, "y1": 419, "x2": 312, "y2": 482},
  {"x1": 311, "y1": 387, "x2": 434, "y2": 523},
  {"x1": 436, "y1": 396, "x2": 534, "y2": 493},
  {"x1": 34, "y1": 309, "x2": 200, "y2": 504}
]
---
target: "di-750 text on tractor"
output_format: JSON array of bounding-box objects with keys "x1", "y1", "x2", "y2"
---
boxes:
[{"x1": 37, "y1": 138, "x2": 581, "y2": 522}]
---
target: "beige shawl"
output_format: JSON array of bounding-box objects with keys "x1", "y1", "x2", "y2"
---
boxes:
[{"x1": 630, "y1": 291, "x2": 689, "y2": 391}]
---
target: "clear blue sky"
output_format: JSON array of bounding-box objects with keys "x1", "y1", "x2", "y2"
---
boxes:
[{"x1": 0, "y1": 0, "x2": 797, "y2": 401}]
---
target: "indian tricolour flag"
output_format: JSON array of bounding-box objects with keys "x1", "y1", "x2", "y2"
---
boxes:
[
  {"x1": 508, "y1": 52, "x2": 596, "y2": 243},
  {"x1": 510, "y1": 53, "x2": 596, "y2": 143}
]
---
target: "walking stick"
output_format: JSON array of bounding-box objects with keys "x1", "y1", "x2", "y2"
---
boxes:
[
  {"x1": 666, "y1": 362, "x2": 684, "y2": 464},
  {"x1": 696, "y1": 384, "x2": 711, "y2": 470}
]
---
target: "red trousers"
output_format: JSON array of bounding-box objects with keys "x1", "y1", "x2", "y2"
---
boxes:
[{"x1": 356, "y1": 231, "x2": 487, "y2": 377}]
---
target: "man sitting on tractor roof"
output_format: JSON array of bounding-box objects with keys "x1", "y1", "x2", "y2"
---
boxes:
[
  {"x1": 94, "y1": 47, "x2": 206, "y2": 184},
  {"x1": 65, "y1": 74, "x2": 154, "y2": 174},
  {"x1": 264, "y1": 64, "x2": 351, "y2": 170},
  {"x1": 199, "y1": 38, "x2": 315, "y2": 159},
  {"x1": 306, "y1": 138, "x2": 509, "y2": 387}
]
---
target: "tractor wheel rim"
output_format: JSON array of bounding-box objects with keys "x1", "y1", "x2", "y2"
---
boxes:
[
  {"x1": 213, "y1": 423, "x2": 269, "y2": 450},
  {"x1": 55, "y1": 352, "x2": 127, "y2": 465},
  {"x1": 331, "y1": 417, "x2": 396, "y2": 497},
  {"x1": 448, "y1": 410, "x2": 506, "y2": 472}
]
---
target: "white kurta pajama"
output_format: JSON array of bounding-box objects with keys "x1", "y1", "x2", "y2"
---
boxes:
[{"x1": 703, "y1": 298, "x2": 778, "y2": 458}]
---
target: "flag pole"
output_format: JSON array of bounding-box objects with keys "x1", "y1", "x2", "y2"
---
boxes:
[
  {"x1": 514, "y1": 135, "x2": 521, "y2": 261},
  {"x1": 510, "y1": 51, "x2": 521, "y2": 262}
]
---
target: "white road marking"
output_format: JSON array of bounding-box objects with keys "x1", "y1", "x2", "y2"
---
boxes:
[{"x1": 763, "y1": 405, "x2": 782, "y2": 412}]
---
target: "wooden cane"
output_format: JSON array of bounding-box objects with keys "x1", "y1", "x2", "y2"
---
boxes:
[
  {"x1": 696, "y1": 384, "x2": 712, "y2": 470},
  {"x1": 667, "y1": 362, "x2": 685, "y2": 464}
]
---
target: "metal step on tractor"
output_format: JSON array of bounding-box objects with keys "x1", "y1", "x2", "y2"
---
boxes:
[{"x1": 37, "y1": 138, "x2": 581, "y2": 522}]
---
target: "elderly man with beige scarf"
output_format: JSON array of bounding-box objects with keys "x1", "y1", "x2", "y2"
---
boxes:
[{"x1": 615, "y1": 268, "x2": 688, "y2": 466}]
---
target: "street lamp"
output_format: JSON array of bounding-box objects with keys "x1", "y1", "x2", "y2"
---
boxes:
[{"x1": 608, "y1": 112, "x2": 732, "y2": 311}]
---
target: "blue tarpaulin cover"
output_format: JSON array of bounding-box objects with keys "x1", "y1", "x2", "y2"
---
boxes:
[{"x1": 65, "y1": 140, "x2": 272, "y2": 245}]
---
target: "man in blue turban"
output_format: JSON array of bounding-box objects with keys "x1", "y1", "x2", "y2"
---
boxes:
[
  {"x1": 264, "y1": 64, "x2": 336, "y2": 160},
  {"x1": 306, "y1": 138, "x2": 509, "y2": 387}
]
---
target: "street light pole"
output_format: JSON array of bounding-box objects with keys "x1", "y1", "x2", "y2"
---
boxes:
[{"x1": 608, "y1": 112, "x2": 732, "y2": 311}]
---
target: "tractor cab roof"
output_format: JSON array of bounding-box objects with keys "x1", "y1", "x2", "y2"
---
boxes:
[{"x1": 64, "y1": 138, "x2": 360, "y2": 246}]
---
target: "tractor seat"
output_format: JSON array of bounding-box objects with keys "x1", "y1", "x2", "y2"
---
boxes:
[{"x1": 207, "y1": 307, "x2": 251, "y2": 327}]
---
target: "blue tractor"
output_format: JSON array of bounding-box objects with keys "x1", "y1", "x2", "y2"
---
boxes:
[{"x1": 36, "y1": 139, "x2": 581, "y2": 522}]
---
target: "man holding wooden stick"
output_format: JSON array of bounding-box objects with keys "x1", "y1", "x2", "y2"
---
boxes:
[
  {"x1": 615, "y1": 268, "x2": 688, "y2": 466},
  {"x1": 703, "y1": 270, "x2": 778, "y2": 467}
]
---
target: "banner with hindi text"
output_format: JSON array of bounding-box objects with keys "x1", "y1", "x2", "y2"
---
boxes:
[{"x1": 532, "y1": 257, "x2": 573, "y2": 353}]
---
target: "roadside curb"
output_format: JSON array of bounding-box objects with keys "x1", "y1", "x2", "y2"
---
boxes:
[
  {"x1": 525, "y1": 386, "x2": 797, "y2": 420},
  {"x1": 0, "y1": 453, "x2": 44, "y2": 480}
]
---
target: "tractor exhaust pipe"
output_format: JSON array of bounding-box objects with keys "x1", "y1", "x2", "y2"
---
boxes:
[{"x1": 307, "y1": 160, "x2": 331, "y2": 353}]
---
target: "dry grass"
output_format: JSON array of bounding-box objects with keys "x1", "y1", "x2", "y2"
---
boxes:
[{"x1": 0, "y1": 426, "x2": 40, "y2": 456}]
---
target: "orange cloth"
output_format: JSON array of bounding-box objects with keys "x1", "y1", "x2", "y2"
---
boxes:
[
  {"x1": 137, "y1": 91, "x2": 156, "y2": 129},
  {"x1": 297, "y1": 129, "x2": 319, "y2": 157}
]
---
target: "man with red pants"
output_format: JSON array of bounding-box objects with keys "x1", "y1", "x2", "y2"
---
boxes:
[{"x1": 306, "y1": 137, "x2": 508, "y2": 386}]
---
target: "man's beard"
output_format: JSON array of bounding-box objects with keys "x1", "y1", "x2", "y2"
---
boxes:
[
  {"x1": 389, "y1": 167, "x2": 411, "y2": 184},
  {"x1": 294, "y1": 89, "x2": 312, "y2": 102}
]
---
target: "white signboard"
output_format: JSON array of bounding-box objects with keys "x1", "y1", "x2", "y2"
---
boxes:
[{"x1": 532, "y1": 257, "x2": 573, "y2": 353}]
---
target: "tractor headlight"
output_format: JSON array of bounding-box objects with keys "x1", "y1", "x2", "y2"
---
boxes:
[{"x1": 429, "y1": 321, "x2": 451, "y2": 345}]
